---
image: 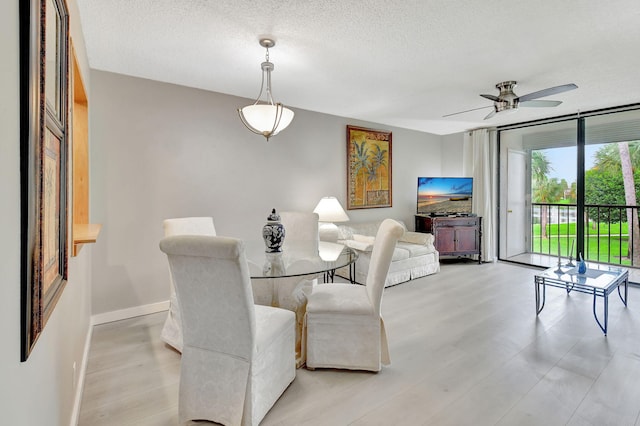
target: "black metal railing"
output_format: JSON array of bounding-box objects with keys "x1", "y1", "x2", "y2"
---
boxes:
[{"x1": 531, "y1": 202, "x2": 639, "y2": 267}]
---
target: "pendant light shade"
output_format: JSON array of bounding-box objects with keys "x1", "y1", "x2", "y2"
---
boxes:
[
  {"x1": 239, "y1": 104, "x2": 294, "y2": 138},
  {"x1": 238, "y1": 39, "x2": 294, "y2": 141}
]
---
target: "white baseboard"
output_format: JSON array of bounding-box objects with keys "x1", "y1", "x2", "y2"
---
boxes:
[
  {"x1": 69, "y1": 323, "x2": 93, "y2": 426},
  {"x1": 91, "y1": 300, "x2": 170, "y2": 325}
]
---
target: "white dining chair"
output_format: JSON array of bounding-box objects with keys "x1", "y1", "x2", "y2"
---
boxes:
[
  {"x1": 304, "y1": 218, "x2": 404, "y2": 372},
  {"x1": 159, "y1": 235, "x2": 296, "y2": 425},
  {"x1": 161, "y1": 216, "x2": 216, "y2": 352},
  {"x1": 251, "y1": 211, "x2": 319, "y2": 366},
  {"x1": 276, "y1": 211, "x2": 320, "y2": 307}
]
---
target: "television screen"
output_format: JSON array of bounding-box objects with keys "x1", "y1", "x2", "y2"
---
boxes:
[{"x1": 417, "y1": 177, "x2": 473, "y2": 215}]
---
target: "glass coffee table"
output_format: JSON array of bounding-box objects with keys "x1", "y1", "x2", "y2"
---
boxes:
[{"x1": 534, "y1": 264, "x2": 628, "y2": 335}]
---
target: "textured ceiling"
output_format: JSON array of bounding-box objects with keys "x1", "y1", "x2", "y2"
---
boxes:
[{"x1": 77, "y1": 0, "x2": 640, "y2": 135}]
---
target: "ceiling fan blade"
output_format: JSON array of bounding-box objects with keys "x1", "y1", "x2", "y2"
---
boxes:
[
  {"x1": 518, "y1": 83, "x2": 578, "y2": 102},
  {"x1": 442, "y1": 105, "x2": 493, "y2": 118},
  {"x1": 480, "y1": 94, "x2": 501, "y2": 102},
  {"x1": 520, "y1": 99, "x2": 562, "y2": 108},
  {"x1": 484, "y1": 110, "x2": 497, "y2": 120}
]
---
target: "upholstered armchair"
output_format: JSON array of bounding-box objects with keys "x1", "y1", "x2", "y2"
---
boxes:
[
  {"x1": 159, "y1": 235, "x2": 296, "y2": 425},
  {"x1": 304, "y1": 218, "x2": 404, "y2": 372},
  {"x1": 161, "y1": 217, "x2": 216, "y2": 352}
]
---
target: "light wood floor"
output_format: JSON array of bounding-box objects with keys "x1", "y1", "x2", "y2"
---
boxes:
[{"x1": 78, "y1": 261, "x2": 640, "y2": 425}]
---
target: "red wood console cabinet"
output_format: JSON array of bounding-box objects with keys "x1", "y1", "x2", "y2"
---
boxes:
[{"x1": 415, "y1": 215, "x2": 482, "y2": 264}]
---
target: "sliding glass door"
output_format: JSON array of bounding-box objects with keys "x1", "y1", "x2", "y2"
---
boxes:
[
  {"x1": 499, "y1": 120, "x2": 577, "y2": 266},
  {"x1": 499, "y1": 108, "x2": 640, "y2": 271}
]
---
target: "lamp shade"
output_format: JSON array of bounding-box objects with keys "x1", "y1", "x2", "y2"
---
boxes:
[
  {"x1": 239, "y1": 104, "x2": 294, "y2": 137},
  {"x1": 313, "y1": 197, "x2": 349, "y2": 223}
]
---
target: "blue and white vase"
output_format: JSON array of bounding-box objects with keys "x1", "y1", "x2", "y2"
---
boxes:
[{"x1": 262, "y1": 208, "x2": 285, "y2": 253}]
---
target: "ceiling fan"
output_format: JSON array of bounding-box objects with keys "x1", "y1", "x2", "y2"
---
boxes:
[{"x1": 444, "y1": 81, "x2": 578, "y2": 120}]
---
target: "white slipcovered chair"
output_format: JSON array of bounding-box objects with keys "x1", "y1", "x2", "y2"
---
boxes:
[
  {"x1": 161, "y1": 217, "x2": 216, "y2": 352},
  {"x1": 159, "y1": 235, "x2": 296, "y2": 425},
  {"x1": 251, "y1": 211, "x2": 319, "y2": 366},
  {"x1": 275, "y1": 211, "x2": 320, "y2": 306},
  {"x1": 304, "y1": 218, "x2": 404, "y2": 372}
]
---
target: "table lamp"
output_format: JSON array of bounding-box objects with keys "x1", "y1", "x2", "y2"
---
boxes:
[{"x1": 313, "y1": 196, "x2": 349, "y2": 242}]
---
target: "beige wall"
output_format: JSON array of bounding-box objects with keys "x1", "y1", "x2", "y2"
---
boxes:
[
  {"x1": 89, "y1": 70, "x2": 452, "y2": 315},
  {"x1": 0, "y1": 0, "x2": 93, "y2": 425}
]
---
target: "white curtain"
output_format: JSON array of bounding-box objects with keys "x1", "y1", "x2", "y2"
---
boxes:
[{"x1": 463, "y1": 128, "x2": 498, "y2": 262}]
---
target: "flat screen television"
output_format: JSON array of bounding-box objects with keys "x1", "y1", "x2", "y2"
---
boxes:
[{"x1": 417, "y1": 177, "x2": 473, "y2": 216}]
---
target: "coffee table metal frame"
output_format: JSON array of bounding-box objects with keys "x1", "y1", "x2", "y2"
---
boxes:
[{"x1": 534, "y1": 265, "x2": 628, "y2": 335}]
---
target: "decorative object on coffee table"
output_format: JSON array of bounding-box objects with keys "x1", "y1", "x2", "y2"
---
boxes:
[
  {"x1": 565, "y1": 240, "x2": 576, "y2": 267},
  {"x1": 263, "y1": 209, "x2": 286, "y2": 252},
  {"x1": 578, "y1": 252, "x2": 587, "y2": 274},
  {"x1": 554, "y1": 256, "x2": 564, "y2": 274}
]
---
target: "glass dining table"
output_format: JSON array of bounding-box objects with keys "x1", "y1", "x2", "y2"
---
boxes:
[
  {"x1": 244, "y1": 240, "x2": 358, "y2": 367},
  {"x1": 244, "y1": 240, "x2": 358, "y2": 282}
]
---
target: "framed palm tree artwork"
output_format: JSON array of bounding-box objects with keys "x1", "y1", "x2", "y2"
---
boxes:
[{"x1": 346, "y1": 125, "x2": 392, "y2": 209}]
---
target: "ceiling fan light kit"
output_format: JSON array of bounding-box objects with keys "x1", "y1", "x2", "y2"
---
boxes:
[
  {"x1": 238, "y1": 38, "x2": 294, "y2": 141},
  {"x1": 446, "y1": 80, "x2": 578, "y2": 120}
]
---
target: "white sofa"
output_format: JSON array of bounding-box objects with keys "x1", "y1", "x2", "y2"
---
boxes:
[{"x1": 335, "y1": 220, "x2": 440, "y2": 287}]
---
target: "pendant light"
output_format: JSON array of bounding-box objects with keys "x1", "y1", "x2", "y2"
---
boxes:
[{"x1": 238, "y1": 38, "x2": 294, "y2": 141}]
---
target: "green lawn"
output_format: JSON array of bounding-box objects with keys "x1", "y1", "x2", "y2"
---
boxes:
[{"x1": 531, "y1": 222, "x2": 631, "y2": 265}]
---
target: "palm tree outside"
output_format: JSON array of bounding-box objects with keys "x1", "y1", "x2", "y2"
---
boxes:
[
  {"x1": 532, "y1": 151, "x2": 553, "y2": 239},
  {"x1": 531, "y1": 141, "x2": 640, "y2": 266}
]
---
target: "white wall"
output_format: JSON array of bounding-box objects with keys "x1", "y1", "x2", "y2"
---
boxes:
[
  {"x1": 0, "y1": 0, "x2": 463, "y2": 419},
  {"x1": 440, "y1": 132, "x2": 466, "y2": 176},
  {"x1": 0, "y1": 0, "x2": 465, "y2": 416},
  {"x1": 0, "y1": 1, "x2": 93, "y2": 425},
  {"x1": 89, "y1": 70, "x2": 446, "y2": 315}
]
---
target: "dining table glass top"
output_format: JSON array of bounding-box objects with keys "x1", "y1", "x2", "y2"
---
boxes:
[{"x1": 244, "y1": 240, "x2": 357, "y2": 279}]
